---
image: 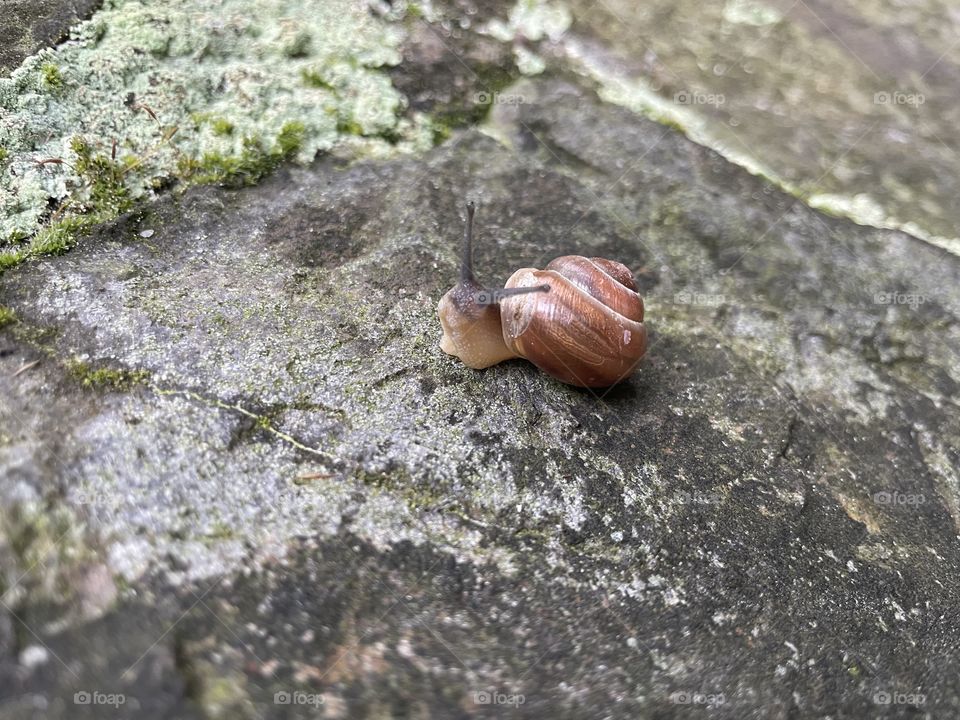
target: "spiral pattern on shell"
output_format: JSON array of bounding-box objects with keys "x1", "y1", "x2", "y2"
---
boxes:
[{"x1": 499, "y1": 256, "x2": 647, "y2": 388}]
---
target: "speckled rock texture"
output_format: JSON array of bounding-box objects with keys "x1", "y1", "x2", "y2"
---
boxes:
[
  {"x1": 1, "y1": 2, "x2": 959, "y2": 719},
  {"x1": 0, "y1": 0, "x2": 100, "y2": 72}
]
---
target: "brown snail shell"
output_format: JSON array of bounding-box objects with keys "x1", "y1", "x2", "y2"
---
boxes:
[
  {"x1": 500, "y1": 257, "x2": 646, "y2": 387},
  {"x1": 438, "y1": 202, "x2": 647, "y2": 388}
]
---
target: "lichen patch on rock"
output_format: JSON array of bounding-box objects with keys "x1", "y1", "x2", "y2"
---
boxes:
[{"x1": 0, "y1": 0, "x2": 433, "y2": 257}]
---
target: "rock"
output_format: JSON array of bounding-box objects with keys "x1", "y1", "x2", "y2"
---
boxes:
[
  {"x1": 565, "y1": 0, "x2": 960, "y2": 250},
  {"x1": 0, "y1": 0, "x2": 430, "y2": 245},
  {"x1": 0, "y1": 0, "x2": 100, "y2": 72},
  {"x1": 0, "y1": 1, "x2": 959, "y2": 718}
]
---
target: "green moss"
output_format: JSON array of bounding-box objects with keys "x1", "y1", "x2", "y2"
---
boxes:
[
  {"x1": 178, "y1": 121, "x2": 306, "y2": 187},
  {"x1": 33, "y1": 227, "x2": 77, "y2": 256},
  {"x1": 66, "y1": 359, "x2": 150, "y2": 390},
  {"x1": 70, "y1": 137, "x2": 134, "y2": 216},
  {"x1": 301, "y1": 68, "x2": 334, "y2": 90},
  {"x1": 3, "y1": 115, "x2": 297, "y2": 273},
  {"x1": 7, "y1": 318, "x2": 60, "y2": 348},
  {"x1": 376, "y1": 127, "x2": 403, "y2": 145},
  {"x1": 211, "y1": 118, "x2": 234, "y2": 136},
  {"x1": 33, "y1": 215, "x2": 99, "y2": 256},
  {"x1": 432, "y1": 105, "x2": 488, "y2": 131},
  {"x1": 0, "y1": 214, "x2": 103, "y2": 274},
  {"x1": 40, "y1": 62, "x2": 63, "y2": 89},
  {"x1": 189, "y1": 111, "x2": 215, "y2": 128},
  {"x1": 192, "y1": 113, "x2": 239, "y2": 138},
  {"x1": 275, "y1": 120, "x2": 306, "y2": 156},
  {"x1": 475, "y1": 63, "x2": 518, "y2": 95},
  {"x1": 429, "y1": 63, "x2": 520, "y2": 143},
  {"x1": 428, "y1": 99, "x2": 497, "y2": 145},
  {"x1": 0, "y1": 0, "x2": 426, "y2": 273},
  {"x1": 5, "y1": 227, "x2": 28, "y2": 243},
  {"x1": 0, "y1": 306, "x2": 16, "y2": 329},
  {"x1": 8, "y1": 133, "x2": 163, "y2": 269},
  {"x1": 0, "y1": 250, "x2": 25, "y2": 271},
  {"x1": 335, "y1": 116, "x2": 365, "y2": 136},
  {"x1": 333, "y1": 112, "x2": 402, "y2": 143}
]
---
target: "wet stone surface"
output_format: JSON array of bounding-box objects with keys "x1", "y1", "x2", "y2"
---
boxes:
[
  {"x1": 1, "y1": 2, "x2": 959, "y2": 719},
  {"x1": 0, "y1": 0, "x2": 101, "y2": 73}
]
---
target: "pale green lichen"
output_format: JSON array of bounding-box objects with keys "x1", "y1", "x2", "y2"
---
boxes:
[
  {"x1": 0, "y1": 0, "x2": 434, "y2": 253},
  {"x1": 722, "y1": 0, "x2": 783, "y2": 26},
  {"x1": 485, "y1": 0, "x2": 572, "y2": 43},
  {"x1": 809, "y1": 192, "x2": 960, "y2": 257},
  {"x1": 514, "y1": 45, "x2": 547, "y2": 75},
  {"x1": 481, "y1": 0, "x2": 571, "y2": 76}
]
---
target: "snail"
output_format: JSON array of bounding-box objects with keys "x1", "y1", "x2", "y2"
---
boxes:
[{"x1": 438, "y1": 202, "x2": 647, "y2": 388}]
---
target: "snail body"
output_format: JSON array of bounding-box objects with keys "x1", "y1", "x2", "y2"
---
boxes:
[{"x1": 438, "y1": 202, "x2": 647, "y2": 388}]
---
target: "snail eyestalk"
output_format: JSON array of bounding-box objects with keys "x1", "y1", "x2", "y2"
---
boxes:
[
  {"x1": 461, "y1": 201, "x2": 476, "y2": 283},
  {"x1": 438, "y1": 201, "x2": 528, "y2": 368},
  {"x1": 460, "y1": 201, "x2": 550, "y2": 304}
]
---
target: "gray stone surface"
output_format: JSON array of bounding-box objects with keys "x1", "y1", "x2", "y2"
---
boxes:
[
  {"x1": 0, "y1": 0, "x2": 101, "y2": 72},
  {"x1": 1, "y1": 2, "x2": 959, "y2": 719},
  {"x1": 567, "y1": 0, "x2": 960, "y2": 246}
]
